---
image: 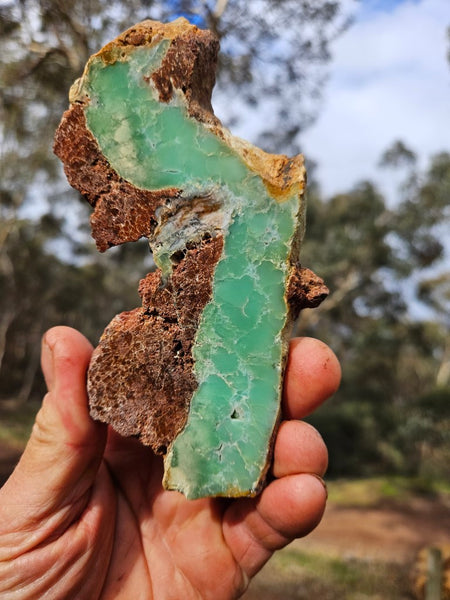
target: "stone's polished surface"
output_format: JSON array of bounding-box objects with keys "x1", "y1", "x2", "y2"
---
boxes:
[
  {"x1": 77, "y1": 39, "x2": 300, "y2": 498},
  {"x1": 83, "y1": 46, "x2": 248, "y2": 195},
  {"x1": 54, "y1": 19, "x2": 322, "y2": 500}
]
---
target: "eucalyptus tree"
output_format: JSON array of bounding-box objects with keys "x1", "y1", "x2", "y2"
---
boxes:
[{"x1": 0, "y1": 0, "x2": 352, "y2": 402}]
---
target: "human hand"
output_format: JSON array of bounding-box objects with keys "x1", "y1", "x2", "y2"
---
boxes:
[{"x1": 0, "y1": 326, "x2": 340, "y2": 599}]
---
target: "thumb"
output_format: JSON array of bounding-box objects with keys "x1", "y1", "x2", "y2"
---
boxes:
[{"x1": 0, "y1": 326, "x2": 106, "y2": 546}]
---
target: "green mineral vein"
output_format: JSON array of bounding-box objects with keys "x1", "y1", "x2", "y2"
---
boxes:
[{"x1": 77, "y1": 43, "x2": 303, "y2": 499}]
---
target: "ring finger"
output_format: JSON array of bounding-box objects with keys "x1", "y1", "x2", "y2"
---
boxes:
[{"x1": 272, "y1": 420, "x2": 328, "y2": 479}]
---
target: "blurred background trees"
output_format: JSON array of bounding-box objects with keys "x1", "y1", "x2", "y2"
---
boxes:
[
  {"x1": 1, "y1": 0, "x2": 449, "y2": 481},
  {"x1": 300, "y1": 146, "x2": 450, "y2": 479}
]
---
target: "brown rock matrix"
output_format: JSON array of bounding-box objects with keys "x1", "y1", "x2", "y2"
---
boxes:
[
  {"x1": 54, "y1": 18, "x2": 328, "y2": 469},
  {"x1": 54, "y1": 20, "x2": 229, "y2": 450},
  {"x1": 88, "y1": 236, "x2": 223, "y2": 452}
]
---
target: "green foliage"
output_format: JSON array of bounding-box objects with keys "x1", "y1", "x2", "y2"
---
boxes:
[
  {"x1": 0, "y1": 399, "x2": 39, "y2": 448},
  {"x1": 0, "y1": 0, "x2": 351, "y2": 403},
  {"x1": 378, "y1": 139, "x2": 417, "y2": 169},
  {"x1": 248, "y1": 547, "x2": 412, "y2": 599},
  {"x1": 0, "y1": 0, "x2": 350, "y2": 203},
  {"x1": 0, "y1": 216, "x2": 144, "y2": 403},
  {"x1": 301, "y1": 151, "x2": 450, "y2": 479},
  {"x1": 327, "y1": 477, "x2": 450, "y2": 507},
  {"x1": 0, "y1": 1, "x2": 449, "y2": 485},
  {"x1": 394, "y1": 152, "x2": 450, "y2": 269}
]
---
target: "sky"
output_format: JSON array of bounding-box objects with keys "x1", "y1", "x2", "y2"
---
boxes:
[
  {"x1": 21, "y1": 0, "x2": 449, "y2": 220},
  {"x1": 301, "y1": 0, "x2": 449, "y2": 203}
]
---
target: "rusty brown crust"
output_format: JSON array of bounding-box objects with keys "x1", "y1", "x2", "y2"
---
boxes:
[
  {"x1": 151, "y1": 26, "x2": 220, "y2": 124},
  {"x1": 88, "y1": 254, "x2": 327, "y2": 452},
  {"x1": 287, "y1": 267, "x2": 329, "y2": 319},
  {"x1": 90, "y1": 19, "x2": 220, "y2": 124},
  {"x1": 54, "y1": 19, "x2": 328, "y2": 456},
  {"x1": 54, "y1": 104, "x2": 181, "y2": 252},
  {"x1": 88, "y1": 235, "x2": 224, "y2": 452},
  {"x1": 52, "y1": 25, "x2": 226, "y2": 449},
  {"x1": 53, "y1": 20, "x2": 221, "y2": 251}
]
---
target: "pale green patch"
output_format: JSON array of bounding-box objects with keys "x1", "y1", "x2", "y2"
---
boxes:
[
  {"x1": 327, "y1": 476, "x2": 450, "y2": 506},
  {"x1": 77, "y1": 43, "x2": 303, "y2": 498}
]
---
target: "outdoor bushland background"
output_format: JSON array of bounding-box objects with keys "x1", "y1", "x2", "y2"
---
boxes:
[{"x1": 1, "y1": 1, "x2": 449, "y2": 597}]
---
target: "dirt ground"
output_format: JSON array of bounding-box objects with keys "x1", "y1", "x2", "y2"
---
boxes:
[
  {"x1": 243, "y1": 494, "x2": 450, "y2": 599},
  {"x1": 1, "y1": 444, "x2": 449, "y2": 598},
  {"x1": 297, "y1": 494, "x2": 450, "y2": 563},
  {"x1": 2, "y1": 444, "x2": 448, "y2": 558}
]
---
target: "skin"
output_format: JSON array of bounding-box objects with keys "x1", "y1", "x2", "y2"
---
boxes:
[{"x1": 0, "y1": 327, "x2": 340, "y2": 599}]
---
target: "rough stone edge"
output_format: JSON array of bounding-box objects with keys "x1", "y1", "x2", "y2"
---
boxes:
[{"x1": 53, "y1": 18, "x2": 328, "y2": 497}]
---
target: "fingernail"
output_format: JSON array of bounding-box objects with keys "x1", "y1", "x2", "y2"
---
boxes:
[{"x1": 41, "y1": 335, "x2": 55, "y2": 391}]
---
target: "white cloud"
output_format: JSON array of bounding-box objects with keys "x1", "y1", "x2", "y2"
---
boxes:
[{"x1": 302, "y1": 0, "x2": 450, "y2": 203}]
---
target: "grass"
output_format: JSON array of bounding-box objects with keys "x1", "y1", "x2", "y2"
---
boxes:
[
  {"x1": 244, "y1": 476, "x2": 450, "y2": 599},
  {"x1": 1, "y1": 402, "x2": 449, "y2": 501},
  {"x1": 244, "y1": 547, "x2": 413, "y2": 600},
  {"x1": 327, "y1": 476, "x2": 450, "y2": 506},
  {"x1": 0, "y1": 406, "x2": 447, "y2": 599}
]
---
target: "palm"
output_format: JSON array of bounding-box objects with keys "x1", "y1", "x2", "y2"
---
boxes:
[
  {"x1": 0, "y1": 328, "x2": 340, "y2": 600},
  {"x1": 97, "y1": 434, "x2": 244, "y2": 600}
]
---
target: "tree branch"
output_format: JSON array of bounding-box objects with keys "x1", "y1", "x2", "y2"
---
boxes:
[{"x1": 213, "y1": 0, "x2": 229, "y2": 19}]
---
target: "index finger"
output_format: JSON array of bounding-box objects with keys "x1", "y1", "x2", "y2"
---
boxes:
[{"x1": 283, "y1": 337, "x2": 341, "y2": 419}]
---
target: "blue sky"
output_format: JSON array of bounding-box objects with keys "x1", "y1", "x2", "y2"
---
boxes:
[
  {"x1": 358, "y1": 0, "x2": 421, "y2": 17},
  {"x1": 301, "y1": 0, "x2": 449, "y2": 203}
]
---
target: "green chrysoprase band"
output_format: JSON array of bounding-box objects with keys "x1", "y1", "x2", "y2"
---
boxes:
[{"x1": 59, "y1": 19, "x2": 308, "y2": 499}]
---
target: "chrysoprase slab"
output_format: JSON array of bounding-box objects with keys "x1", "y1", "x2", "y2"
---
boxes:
[{"x1": 64, "y1": 19, "x2": 307, "y2": 499}]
